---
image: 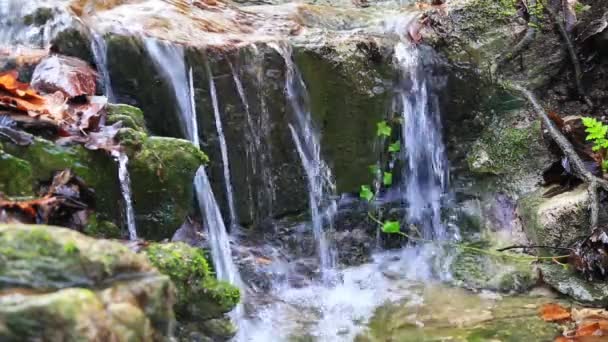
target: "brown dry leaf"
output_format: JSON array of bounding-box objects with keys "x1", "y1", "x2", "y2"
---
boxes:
[
  {"x1": 540, "y1": 303, "x2": 571, "y2": 322},
  {"x1": 554, "y1": 337, "x2": 573, "y2": 342},
  {"x1": 575, "y1": 322, "x2": 602, "y2": 337},
  {"x1": 572, "y1": 308, "x2": 608, "y2": 324},
  {"x1": 0, "y1": 70, "x2": 44, "y2": 101}
]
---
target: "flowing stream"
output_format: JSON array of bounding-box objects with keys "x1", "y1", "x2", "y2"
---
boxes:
[
  {"x1": 114, "y1": 151, "x2": 138, "y2": 240},
  {"x1": 90, "y1": 32, "x2": 115, "y2": 102},
  {"x1": 206, "y1": 63, "x2": 239, "y2": 227}
]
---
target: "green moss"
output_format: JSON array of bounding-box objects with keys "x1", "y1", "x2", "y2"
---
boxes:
[
  {"x1": 83, "y1": 214, "x2": 121, "y2": 239},
  {"x1": 467, "y1": 119, "x2": 541, "y2": 175},
  {"x1": 50, "y1": 28, "x2": 94, "y2": 65},
  {"x1": 106, "y1": 104, "x2": 147, "y2": 132},
  {"x1": 23, "y1": 7, "x2": 54, "y2": 26},
  {"x1": 2, "y1": 138, "x2": 121, "y2": 225},
  {"x1": 129, "y1": 137, "x2": 207, "y2": 240},
  {"x1": 144, "y1": 242, "x2": 240, "y2": 320},
  {"x1": 0, "y1": 152, "x2": 34, "y2": 196}
]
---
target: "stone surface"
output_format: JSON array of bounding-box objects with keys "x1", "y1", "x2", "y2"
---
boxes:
[
  {"x1": 143, "y1": 242, "x2": 240, "y2": 320},
  {"x1": 540, "y1": 264, "x2": 608, "y2": 307},
  {"x1": 31, "y1": 55, "x2": 97, "y2": 98},
  {"x1": 518, "y1": 185, "x2": 590, "y2": 250},
  {"x1": 0, "y1": 224, "x2": 175, "y2": 341}
]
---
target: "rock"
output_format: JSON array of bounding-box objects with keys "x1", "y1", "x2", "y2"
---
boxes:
[
  {"x1": 450, "y1": 242, "x2": 538, "y2": 293},
  {"x1": 0, "y1": 224, "x2": 175, "y2": 340},
  {"x1": 31, "y1": 55, "x2": 97, "y2": 98},
  {"x1": 518, "y1": 185, "x2": 590, "y2": 249},
  {"x1": 540, "y1": 264, "x2": 608, "y2": 307},
  {"x1": 143, "y1": 242, "x2": 240, "y2": 320},
  {"x1": 106, "y1": 103, "x2": 147, "y2": 132},
  {"x1": 129, "y1": 137, "x2": 208, "y2": 240}
]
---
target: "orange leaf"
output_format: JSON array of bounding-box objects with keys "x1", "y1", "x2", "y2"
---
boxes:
[
  {"x1": 0, "y1": 70, "x2": 44, "y2": 101},
  {"x1": 554, "y1": 337, "x2": 573, "y2": 342},
  {"x1": 575, "y1": 322, "x2": 602, "y2": 337},
  {"x1": 540, "y1": 303, "x2": 571, "y2": 322}
]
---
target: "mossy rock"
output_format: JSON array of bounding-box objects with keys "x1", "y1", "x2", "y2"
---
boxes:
[
  {"x1": 143, "y1": 242, "x2": 240, "y2": 320},
  {"x1": 518, "y1": 185, "x2": 590, "y2": 250},
  {"x1": 1, "y1": 137, "x2": 121, "y2": 230},
  {"x1": 0, "y1": 224, "x2": 175, "y2": 341},
  {"x1": 106, "y1": 103, "x2": 147, "y2": 132},
  {"x1": 0, "y1": 224, "x2": 153, "y2": 289},
  {"x1": 450, "y1": 242, "x2": 538, "y2": 293},
  {"x1": 129, "y1": 136, "x2": 207, "y2": 240},
  {"x1": 83, "y1": 214, "x2": 122, "y2": 239}
]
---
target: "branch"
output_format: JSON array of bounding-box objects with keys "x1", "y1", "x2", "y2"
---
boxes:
[
  {"x1": 493, "y1": 0, "x2": 538, "y2": 74},
  {"x1": 545, "y1": 3, "x2": 594, "y2": 108},
  {"x1": 496, "y1": 244, "x2": 573, "y2": 252}
]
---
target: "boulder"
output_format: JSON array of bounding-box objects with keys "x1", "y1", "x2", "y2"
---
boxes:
[
  {"x1": 518, "y1": 185, "x2": 590, "y2": 249},
  {"x1": 0, "y1": 224, "x2": 175, "y2": 341},
  {"x1": 31, "y1": 55, "x2": 97, "y2": 98},
  {"x1": 540, "y1": 264, "x2": 608, "y2": 307}
]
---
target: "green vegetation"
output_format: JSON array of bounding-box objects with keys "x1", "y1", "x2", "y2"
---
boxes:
[{"x1": 582, "y1": 117, "x2": 608, "y2": 172}]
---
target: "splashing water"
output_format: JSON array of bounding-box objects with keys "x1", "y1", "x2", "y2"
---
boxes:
[
  {"x1": 273, "y1": 43, "x2": 337, "y2": 283},
  {"x1": 206, "y1": 63, "x2": 238, "y2": 227},
  {"x1": 394, "y1": 42, "x2": 449, "y2": 240},
  {"x1": 113, "y1": 151, "x2": 137, "y2": 240},
  {"x1": 91, "y1": 32, "x2": 115, "y2": 102}
]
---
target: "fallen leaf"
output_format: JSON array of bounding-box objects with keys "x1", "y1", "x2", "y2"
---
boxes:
[
  {"x1": 572, "y1": 308, "x2": 608, "y2": 324},
  {"x1": 540, "y1": 303, "x2": 571, "y2": 322},
  {"x1": 575, "y1": 322, "x2": 602, "y2": 337}
]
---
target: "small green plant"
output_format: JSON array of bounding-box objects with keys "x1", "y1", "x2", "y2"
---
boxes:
[
  {"x1": 582, "y1": 117, "x2": 608, "y2": 172},
  {"x1": 359, "y1": 118, "x2": 404, "y2": 236},
  {"x1": 63, "y1": 241, "x2": 79, "y2": 255}
]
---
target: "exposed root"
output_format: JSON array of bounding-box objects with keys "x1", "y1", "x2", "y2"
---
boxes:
[{"x1": 545, "y1": 3, "x2": 594, "y2": 108}]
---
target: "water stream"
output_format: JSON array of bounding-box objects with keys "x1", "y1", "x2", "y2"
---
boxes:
[
  {"x1": 114, "y1": 151, "x2": 138, "y2": 240},
  {"x1": 90, "y1": 33, "x2": 115, "y2": 102},
  {"x1": 273, "y1": 43, "x2": 338, "y2": 283},
  {"x1": 206, "y1": 63, "x2": 239, "y2": 227}
]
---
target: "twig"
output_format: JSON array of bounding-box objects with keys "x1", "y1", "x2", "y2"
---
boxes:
[
  {"x1": 544, "y1": 3, "x2": 594, "y2": 108},
  {"x1": 496, "y1": 244, "x2": 573, "y2": 252},
  {"x1": 589, "y1": 179, "x2": 600, "y2": 230}
]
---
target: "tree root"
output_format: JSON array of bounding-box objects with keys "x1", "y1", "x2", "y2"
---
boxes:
[
  {"x1": 545, "y1": 3, "x2": 594, "y2": 108},
  {"x1": 512, "y1": 84, "x2": 607, "y2": 233}
]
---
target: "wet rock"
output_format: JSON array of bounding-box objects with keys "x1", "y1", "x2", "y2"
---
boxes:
[
  {"x1": 333, "y1": 228, "x2": 373, "y2": 266},
  {"x1": 540, "y1": 263, "x2": 608, "y2": 307},
  {"x1": 518, "y1": 185, "x2": 590, "y2": 249},
  {"x1": 0, "y1": 224, "x2": 175, "y2": 341},
  {"x1": 129, "y1": 136, "x2": 207, "y2": 240},
  {"x1": 31, "y1": 55, "x2": 97, "y2": 98},
  {"x1": 105, "y1": 103, "x2": 147, "y2": 132},
  {"x1": 450, "y1": 242, "x2": 538, "y2": 293},
  {"x1": 142, "y1": 242, "x2": 240, "y2": 320}
]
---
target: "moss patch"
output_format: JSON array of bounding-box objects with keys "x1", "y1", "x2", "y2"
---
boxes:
[{"x1": 143, "y1": 242, "x2": 240, "y2": 320}]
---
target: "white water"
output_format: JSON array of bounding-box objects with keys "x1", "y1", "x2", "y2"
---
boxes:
[
  {"x1": 114, "y1": 151, "x2": 138, "y2": 240},
  {"x1": 206, "y1": 63, "x2": 239, "y2": 227},
  {"x1": 394, "y1": 42, "x2": 449, "y2": 240},
  {"x1": 144, "y1": 38, "x2": 198, "y2": 144},
  {"x1": 91, "y1": 32, "x2": 115, "y2": 102},
  {"x1": 273, "y1": 43, "x2": 338, "y2": 283}
]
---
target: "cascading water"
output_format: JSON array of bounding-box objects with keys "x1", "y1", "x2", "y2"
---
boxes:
[
  {"x1": 206, "y1": 63, "x2": 238, "y2": 227},
  {"x1": 113, "y1": 151, "x2": 138, "y2": 240},
  {"x1": 90, "y1": 33, "x2": 115, "y2": 102},
  {"x1": 144, "y1": 38, "x2": 198, "y2": 144},
  {"x1": 144, "y1": 38, "x2": 247, "y2": 337},
  {"x1": 394, "y1": 42, "x2": 449, "y2": 240},
  {"x1": 273, "y1": 43, "x2": 338, "y2": 283}
]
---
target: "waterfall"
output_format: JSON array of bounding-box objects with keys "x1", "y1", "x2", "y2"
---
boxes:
[
  {"x1": 206, "y1": 63, "x2": 238, "y2": 227},
  {"x1": 90, "y1": 33, "x2": 115, "y2": 102},
  {"x1": 144, "y1": 38, "x2": 246, "y2": 337},
  {"x1": 113, "y1": 151, "x2": 138, "y2": 240},
  {"x1": 273, "y1": 43, "x2": 338, "y2": 283},
  {"x1": 394, "y1": 42, "x2": 449, "y2": 240},
  {"x1": 144, "y1": 38, "x2": 198, "y2": 143}
]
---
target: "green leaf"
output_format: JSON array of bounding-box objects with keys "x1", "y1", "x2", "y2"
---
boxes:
[
  {"x1": 382, "y1": 221, "x2": 401, "y2": 234},
  {"x1": 376, "y1": 121, "x2": 392, "y2": 137},
  {"x1": 359, "y1": 185, "x2": 374, "y2": 202},
  {"x1": 368, "y1": 164, "x2": 381, "y2": 176},
  {"x1": 602, "y1": 160, "x2": 608, "y2": 173},
  {"x1": 383, "y1": 172, "x2": 393, "y2": 186},
  {"x1": 388, "y1": 141, "x2": 401, "y2": 153}
]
